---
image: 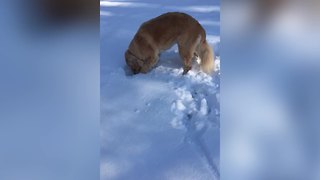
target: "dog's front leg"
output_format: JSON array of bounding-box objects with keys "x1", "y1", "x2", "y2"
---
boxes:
[{"x1": 182, "y1": 58, "x2": 192, "y2": 75}]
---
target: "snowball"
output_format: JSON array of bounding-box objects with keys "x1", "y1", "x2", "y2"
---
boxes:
[
  {"x1": 176, "y1": 100, "x2": 186, "y2": 111},
  {"x1": 200, "y1": 99, "x2": 208, "y2": 116}
]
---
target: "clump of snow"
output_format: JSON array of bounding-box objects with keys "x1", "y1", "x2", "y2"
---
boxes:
[
  {"x1": 215, "y1": 58, "x2": 220, "y2": 72},
  {"x1": 200, "y1": 98, "x2": 208, "y2": 116},
  {"x1": 175, "y1": 100, "x2": 186, "y2": 111},
  {"x1": 170, "y1": 117, "x2": 185, "y2": 129}
]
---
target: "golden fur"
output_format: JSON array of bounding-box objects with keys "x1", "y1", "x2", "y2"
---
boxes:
[{"x1": 125, "y1": 12, "x2": 215, "y2": 75}]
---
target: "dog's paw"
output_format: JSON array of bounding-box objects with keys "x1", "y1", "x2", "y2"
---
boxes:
[
  {"x1": 182, "y1": 71, "x2": 188, "y2": 75},
  {"x1": 182, "y1": 68, "x2": 191, "y2": 75}
]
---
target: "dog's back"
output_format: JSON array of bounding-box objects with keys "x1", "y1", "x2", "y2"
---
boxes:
[{"x1": 137, "y1": 12, "x2": 206, "y2": 50}]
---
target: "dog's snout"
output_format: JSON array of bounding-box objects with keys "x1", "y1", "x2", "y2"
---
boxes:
[{"x1": 133, "y1": 70, "x2": 139, "y2": 74}]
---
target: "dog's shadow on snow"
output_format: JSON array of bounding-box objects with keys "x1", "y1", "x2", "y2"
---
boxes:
[{"x1": 156, "y1": 50, "x2": 183, "y2": 69}]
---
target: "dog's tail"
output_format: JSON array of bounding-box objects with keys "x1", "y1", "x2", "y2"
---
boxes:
[{"x1": 199, "y1": 40, "x2": 215, "y2": 74}]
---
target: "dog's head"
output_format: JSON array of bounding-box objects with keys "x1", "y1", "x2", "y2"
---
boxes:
[{"x1": 125, "y1": 50, "x2": 150, "y2": 74}]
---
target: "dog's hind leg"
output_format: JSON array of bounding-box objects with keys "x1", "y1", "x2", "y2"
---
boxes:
[
  {"x1": 179, "y1": 48, "x2": 193, "y2": 75},
  {"x1": 178, "y1": 37, "x2": 198, "y2": 75}
]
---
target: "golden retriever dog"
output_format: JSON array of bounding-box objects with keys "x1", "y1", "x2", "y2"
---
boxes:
[{"x1": 125, "y1": 12, "x2": 215, "y2": 75}]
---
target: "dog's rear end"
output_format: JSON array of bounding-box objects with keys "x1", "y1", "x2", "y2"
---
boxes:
[{"x1": 198, "y1": 40, "x2": 215, "y2": 74}]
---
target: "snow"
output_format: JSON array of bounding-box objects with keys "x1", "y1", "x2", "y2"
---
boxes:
[
  {"x1": 100, "y1": 0, "x2": 220, "y2": 179},
  {"x1": 200, "y1": 99, "x2": 209, "y2": 116}
]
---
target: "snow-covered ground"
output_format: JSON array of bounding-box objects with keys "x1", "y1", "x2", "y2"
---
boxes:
[{"x1": 100, "y1": 0, "x2": 220, "y2": 179}]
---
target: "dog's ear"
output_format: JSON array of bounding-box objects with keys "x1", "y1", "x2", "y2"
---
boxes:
[
  {"x1": 125, "y1": 50, "x2": 142, "y2": 74},
  {"x1": 126, "y1": 50, "x2": 145, "y2": 67},
  {"x1": 125, "y1": 50, "x2": 131, "y2": 63},
  {"x1": 125, "y1": 50, "x2": 136, "y2": 66},
  {"x1": 136, "y1": 59, "x2": 144, "y2": 67}
]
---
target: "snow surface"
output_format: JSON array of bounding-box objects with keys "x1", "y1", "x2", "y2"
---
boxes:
[{"x1": 100, "y1": 0, "x2": 220, "y2": 179}]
